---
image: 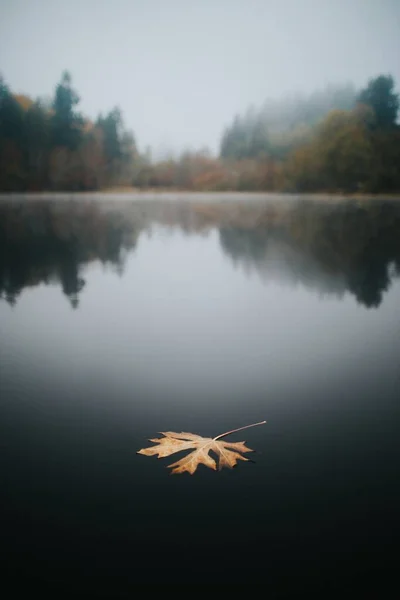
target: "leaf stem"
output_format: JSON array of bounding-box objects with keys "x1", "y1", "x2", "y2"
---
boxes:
[{"x1": 213, "y1": 420, "x2": 267, "y2": 441}]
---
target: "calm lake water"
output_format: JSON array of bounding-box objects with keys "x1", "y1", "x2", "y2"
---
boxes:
[{"x1": 1, "y1": 194, "x2": 399, "y2": 594}]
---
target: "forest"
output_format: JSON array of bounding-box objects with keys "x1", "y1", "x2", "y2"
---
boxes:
[{"x1": 0, "y1": 71, "x2": 399, "y2": 193}]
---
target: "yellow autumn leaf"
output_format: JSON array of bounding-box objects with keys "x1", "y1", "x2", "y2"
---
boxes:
[{"x1": 137, "y1": 420, "x2": 266, "y2": 475}]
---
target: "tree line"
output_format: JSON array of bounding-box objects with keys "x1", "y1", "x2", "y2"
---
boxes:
[
  {"x1": 0, "y1": 71, "x2": 399, "y2": 193},
  {"x1": 0, "y1": 71, "x2": 137, "y2": 191}
]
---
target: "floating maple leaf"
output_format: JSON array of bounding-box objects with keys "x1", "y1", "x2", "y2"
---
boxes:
[{"x1": 137, "y1": 420, "x2": 266, "y2": 475}]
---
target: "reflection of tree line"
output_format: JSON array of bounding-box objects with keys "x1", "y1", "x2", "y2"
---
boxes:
[
  {"x1": 0, "y1": 201, "x2": 139, "y2": 308},
  {"x1": 1, "y1": 198, "x2": 400, "y2": 309},
  {"x1": 219, "y1": 200, "x2": 400, "y2": 308}
]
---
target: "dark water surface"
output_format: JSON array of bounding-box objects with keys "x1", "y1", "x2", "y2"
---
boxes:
[{"x1": 1, "y1": 194, "x2": 399, "y2": 594}]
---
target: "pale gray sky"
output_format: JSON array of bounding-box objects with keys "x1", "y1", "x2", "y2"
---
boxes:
[{"x1": 1, "y1": 0, "x2": 399, "y2": 156}]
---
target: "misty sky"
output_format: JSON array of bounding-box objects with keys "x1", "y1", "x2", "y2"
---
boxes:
[{"x1": 1, "y1": 0, "x2": 399, "y2": 156}]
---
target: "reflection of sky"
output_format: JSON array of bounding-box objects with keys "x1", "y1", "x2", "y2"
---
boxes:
[{"x1": 1, "y1": 226, "x2": 399, "y2": 424}]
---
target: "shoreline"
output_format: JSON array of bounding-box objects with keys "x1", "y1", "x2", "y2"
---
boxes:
[{"x1": 1, "y1": 189, "x2": 400, "y2": 202}]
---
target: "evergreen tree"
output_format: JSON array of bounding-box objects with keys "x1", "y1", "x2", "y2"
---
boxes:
[
  {"x1": 52, "y1": 71, "x2": 83, "y2": 149},
  {"x1": 358, "y1": 75, "x2": 399, "y2": 129}
]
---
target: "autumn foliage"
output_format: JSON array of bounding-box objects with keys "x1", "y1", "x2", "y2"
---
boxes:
[
  {"x1": 0, "y1": 72, "x2": 399, "y2": 193},
  {"x1": 138, "y1": 421, "x2": 266, "y2": 474},
  {"x1": 0, "y1": 71, "x2": 137, "y2": 192}
]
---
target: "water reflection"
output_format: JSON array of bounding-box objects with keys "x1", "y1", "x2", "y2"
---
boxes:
[
  {"x1": 219, "y1": 200, "x2": 400, "y2": 307},
  {"x1": 1, "y1": 195, "x2": 399, "y2": 590},
  {"x1": 0, "y1": 200, "x2": 139, "y2": 308},
  {"x1": 1, "y1": 196, "x2": 400, "y2": 309}
]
